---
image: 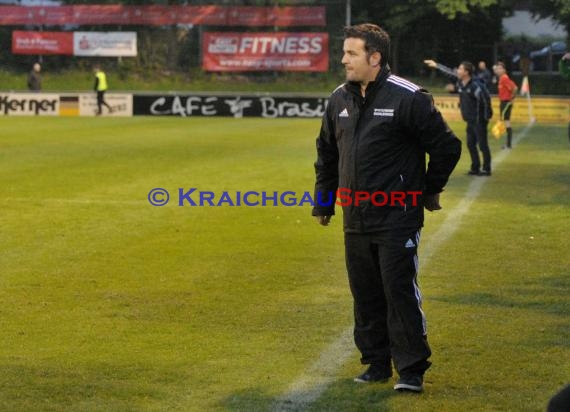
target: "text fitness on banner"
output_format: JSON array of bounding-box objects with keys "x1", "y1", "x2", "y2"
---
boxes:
[{"x1": 203, "y1": 32, "x2": 329, "y2": 72}]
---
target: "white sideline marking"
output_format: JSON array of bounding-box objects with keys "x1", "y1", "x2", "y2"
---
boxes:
[
  {"x1": 421, "y1": 123, "x2": 533, "y2": 261},
  {"x1": 272, "y1": 123, "x2": 534, "y2": 411},
  {"x1": 271, "y1": 327, "x2": 353, "y2": 412}
]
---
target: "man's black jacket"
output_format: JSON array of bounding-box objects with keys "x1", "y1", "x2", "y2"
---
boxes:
[
  {"x1": 456, "y1": 78, "x2": 490, "y2": 123},
  {"x1": 312, "y1": 65, "x2": 461, "y2": 233},
  {"x1": 433, "y1": 63, "x2": 491, "y2": 123}
]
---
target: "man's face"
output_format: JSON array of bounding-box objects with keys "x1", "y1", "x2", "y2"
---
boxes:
[
  {"x1": 494, "y1": 65, "x2": 505, "y2": 77},
  {"x1": 457, "y1": 64, "x2": 469, "y2": 80},
  {"x1": 341, "y1": 37, "x2": 379, "y2": 83}
]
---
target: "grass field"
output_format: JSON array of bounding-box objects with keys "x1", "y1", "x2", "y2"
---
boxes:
[
  {"x1": 0, "y1": 69, "x2": 343, "y2": 93},
  {"x1": 0, "y1": 68, "x2": 449, "y2": 94},
  {"x1": 0, "y1": 116, "x2": 568, "y2": 411}
]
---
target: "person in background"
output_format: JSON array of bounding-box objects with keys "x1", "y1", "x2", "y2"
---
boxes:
[
  {"x1": 476, "y1": 61, "x2": 492, "y2": 90},
  {"x1": 547, "y1": 384, "x2": 570, "y2": 412},
  {"x1": 27, "y1": 63, "x2": 42, "y2": 92},
  {"x1": 93, "y1": 64, "x2": 113, "y2": 116},
  {"x1": 493, "y1": 62, "x2": 518, "y2": 149},
  {"x1": 559, "y1": 52, "x2": 570, "y2": 143},
  {"x1": 425, "y1": 59, "x2": 493, "y2": 176}
]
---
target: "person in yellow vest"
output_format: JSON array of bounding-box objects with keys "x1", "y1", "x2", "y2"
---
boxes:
[{"x1": 93, "y1": 64, "x2": 113, "y2": 116}]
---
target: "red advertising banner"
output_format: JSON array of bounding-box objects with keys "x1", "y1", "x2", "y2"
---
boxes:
[
  {"x1": 71, "y1": 5, "x2": 130, "y2": 25},
  {"x1": 0, "y1": 5, "x2": 74, "y2": 25},
  {"x1": 130, "y1": 5, "x2": 174, "y2": 26},
  {"x1": 174, "y1": 6, "x2": 227, "y2": 25},
  {"x1": 226, "y1": 7, "x2": 267, "y2": 26},
  {"x1": 12, "y1": 31, "x2": 73, "y2": 55},
  {"x1": 268, "y1": 7, "x2": 326, "y2": 27},
  {"x1": 0, "y1": 6, "x2": 36, "y2": 25},
  {"x1": 0, "y1": 5, "x2": 325, "y2": 26},
  {"x1": 40, "y1": 5, "x2": 73, "y2": 26},
  {"x1": 202, "y1": 32, "x2": 329, "y2": 72},
  {"x1": 12, "y1": 31, "x2": 136, "y2": 56}
]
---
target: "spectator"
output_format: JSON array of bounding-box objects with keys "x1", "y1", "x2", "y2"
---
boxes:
[
  {"x1": 93, "y1": 64, "x2": 113, "y2": 116},
  {"x1": 476, "y1": 61, "x2": 492, "y2": 90},
  {"x1": 27, "y1": 63, "x2": 41, "y2": 92}
]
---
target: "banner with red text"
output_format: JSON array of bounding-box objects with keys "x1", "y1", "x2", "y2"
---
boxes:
[
  {"x1": 12, "y1": 31, "x2": 137, "y2": 56},
  {"x1": 12, "y1": 31, "x2": 73, "y2": 55},
  {"x1": 0, "y1": 5, "x2": 325, "y2": 26},
  {"x1": 202, "y1": 32, "x2": 329, "y2": 72}
]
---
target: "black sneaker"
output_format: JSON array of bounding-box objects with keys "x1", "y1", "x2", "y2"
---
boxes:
[
  {"x1": 467, "y1": 170, "x2": 480, "y2": 176},
  {"x1": 354, "y1": 363, "x2": 392, "y2": 383},
  {"x1": 479, "y1": 170, "x2": 491, "y2": 176},
  {"x1": 394, "y1": 375, "x2": 423, "y2": 392}
]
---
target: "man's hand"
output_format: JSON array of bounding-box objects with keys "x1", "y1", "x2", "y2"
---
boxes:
[
  {"x1": 562, "y1": 53, "x2": 570, "y2": 61},
  {"x1": 315, "y1": 215, "x2": 332, "y2": 226},
  {"x1": 424, "y1": 193, "x2": 442, "y2": 211},
  {"x1": 424, "y1": 59, "x2": 437, "y2": 68}
]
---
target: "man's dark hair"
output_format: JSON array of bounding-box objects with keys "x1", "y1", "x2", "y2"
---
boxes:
[
  {"x1": 495, "y1": 61, "x2": 506, "y2": 70},
  {"x1": 343, "y1": 23, "x2": 390, "y2": 65},
  {"x1": 460, "y1": 61, "x2": 475, "y2": 76}
]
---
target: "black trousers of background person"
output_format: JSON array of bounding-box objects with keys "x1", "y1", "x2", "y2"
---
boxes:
[
  {"x1": 500, "y1": 100, "x2": 514, "y2": 148},
  {"x1": 466, "y1": 119, "x2": 491, "y2": 173},
  {"x1": 96, "y1": 91, "x2": 112, "y2": 115},
  {"x1": 344, "y1": 230, "x2": 432, "y2": 376}
]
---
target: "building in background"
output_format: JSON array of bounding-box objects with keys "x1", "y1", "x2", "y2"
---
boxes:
[{"x1": 502, "y1": 10, "x2": 567, "y2": 73}]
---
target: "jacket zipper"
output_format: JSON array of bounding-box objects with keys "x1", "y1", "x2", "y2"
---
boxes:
[{"x1": 353, "y1": 95, "x2": 365, "y2": 232}]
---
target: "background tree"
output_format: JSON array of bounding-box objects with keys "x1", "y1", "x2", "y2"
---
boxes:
[
  {"x1": 0, "y1": 0, "x2": 515, "y2": 81},
  {"x1": 348, "y1": 0, "x2": 505, "y2": 74},
  {"x1": 526, "y1": 0, "x2": 570, "y2": 45}
]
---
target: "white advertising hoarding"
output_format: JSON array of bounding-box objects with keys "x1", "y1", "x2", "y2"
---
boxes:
[
  {"x1": 74, "y1": 32, "x2": 137, "y2": 56},
  {"x1": 79, "y1": 94, "x2": 133, "y2": 117},
  {"x1": 0, "y1": 93, "x2": 60, "y2": 116}
]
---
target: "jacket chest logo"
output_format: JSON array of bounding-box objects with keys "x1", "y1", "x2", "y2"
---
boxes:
[
  {"x1": 373, "y1": 108, "x2": 394, "y2": 117},
  {"x1": 339, "y1": 108, "x2": 349, "y2": 118}
]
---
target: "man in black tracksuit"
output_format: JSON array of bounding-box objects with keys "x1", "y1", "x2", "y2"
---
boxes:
[
  {"x1": 425, "y1": 59, "x2": 492, "y2": 175},
  {"x1": 313, "y1": 24, "x2": 461, "y2": 392}
]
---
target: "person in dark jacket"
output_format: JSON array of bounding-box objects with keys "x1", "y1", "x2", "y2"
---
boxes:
[
  {"x1": 476, "y1": 60, "x2": 493, "y2": 90},
  {"x1": 425, "y1": 59, "x2": 492, "y2": 176},
  {"x1": 548, "y1": 384, "x2": 570, "y2": 412},
  {"x1": 27, "y1": 63, "x2": 41, "y2": 92},
  {"x1": 312, "y1": 23, "x2": 461, "y2": 393}
]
